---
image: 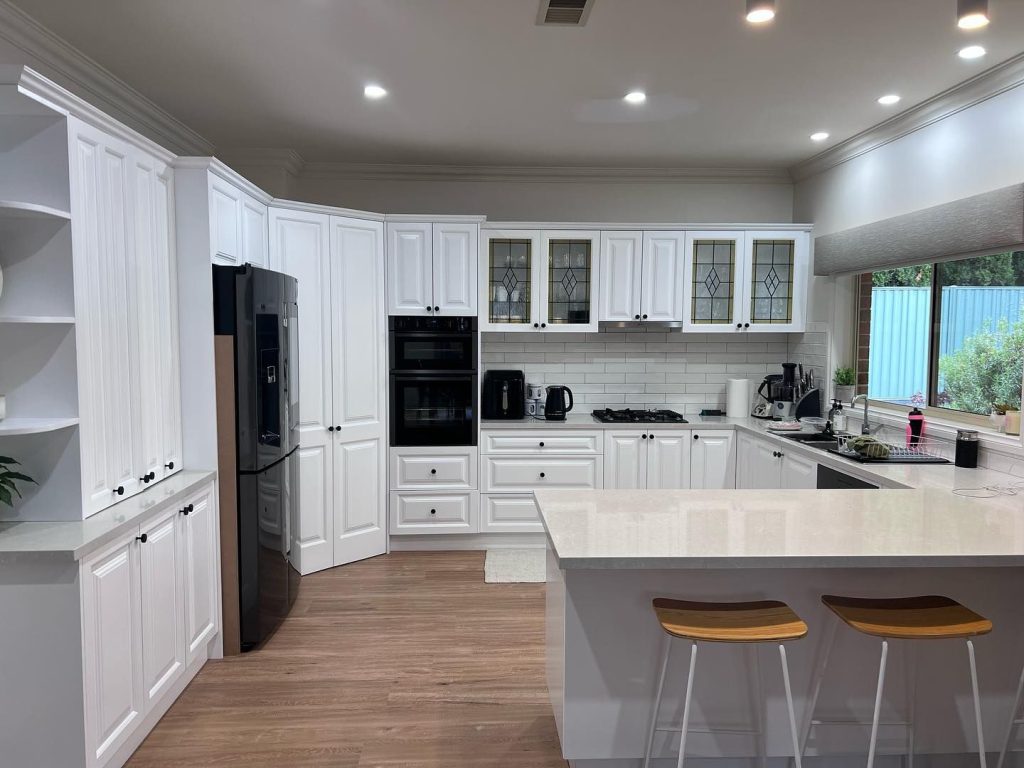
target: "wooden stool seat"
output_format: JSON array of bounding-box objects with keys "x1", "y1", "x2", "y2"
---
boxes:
[
  {"x1": 821, "y1": 594, "x2": 993, "y2": 640},
  {"x1": 652, "y1": 597, "x2": 808, "y2": 643}
]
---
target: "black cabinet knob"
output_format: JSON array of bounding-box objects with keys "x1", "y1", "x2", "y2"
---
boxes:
[
  {"x1": 649, "y1": 433, "x2": 654, "y2": 438},
  {"x1": 736, "y1": 323, "x2": 742, "y2": 329},
  {"x1": 744, "y1": 322, "x2": 750, "y2": 328},
  {"x1": 434, "y1": 306, "x2": 439, "y2": 312},
  {"x1": 533, "y1": 322, "x2": 540, "y2": 328},
  {"x1": 114, "y1": 486, "x2": 125, "y2": 496},
  {"x1": 778, "y1": 452, "x2": 784, "y2": 458},
  {"x1": 335, "y1": 425, "x2": 341, "y2": 430},
  {"x1": 541, "y1": 322, "x2": 547, "y2": 328},
  {"x1": 140, "y1": 472, "x2": 154, "y2": 483},
  {"x1": 539, "y1": 441, "x2": 545, "y2": 447},
  {"x1": 693, "y1": 434, "x2": 699, "y2": 440},
  {"x1": 539, "y1": 472, "x2": 546, "y2": 478},
  {"x1": 164, "y1": 461, "x2": 174, "y2": 470},
  {"x1": 642, "y1": 314, "x2": 648, "y2": 319},
  {"x1": 430, "y1": 509, "x2": 437, "y2": 515},
  {"x1": 136, "y1": 533, "x2": 148, "y2": 544},
  {"x1": 634, "y1": 314, "x2": 641, "y2": 320},
  {"x1": 430, "y1": 468, "x2": 437, "y2": 475},
  {"x1": 328, "y1": 425, "x2": 335, "y2": 432},
  {"x1": 426, "y1": 306, "x2": 432, "y2": 312},
  {"x1": 641, "y1": 434, "x2": 648, "y2": 439}
]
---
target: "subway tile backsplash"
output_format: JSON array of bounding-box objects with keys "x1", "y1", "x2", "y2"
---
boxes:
[{"x1": 481, "y1": 323, "x2": 831, "y2": 415}]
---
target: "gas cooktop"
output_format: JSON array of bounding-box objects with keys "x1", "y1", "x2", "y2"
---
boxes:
[{"x1": 591, "y1": 408, "x2": 688, "y2": 424}]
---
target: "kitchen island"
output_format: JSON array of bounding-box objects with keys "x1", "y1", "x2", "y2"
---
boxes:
[{"x1": 539, "y1": 487, "x2": 1024, "y2": 766}]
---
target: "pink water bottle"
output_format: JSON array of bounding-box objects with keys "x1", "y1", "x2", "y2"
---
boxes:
[{"x1": 907, "y1": 407, "x2": 925, "y2": 446}]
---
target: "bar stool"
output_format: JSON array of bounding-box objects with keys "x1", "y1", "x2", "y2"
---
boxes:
[
  {"x1": 801, "y1": 594, "x2": 992, "y2": 768},
  {"x1": 642, "y1": 597, "x2": 807, "y2": 768}
]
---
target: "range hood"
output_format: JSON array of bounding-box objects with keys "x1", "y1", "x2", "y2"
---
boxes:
[{"x1": 599, "y1": 320, "x2": 683, "y2": 330}]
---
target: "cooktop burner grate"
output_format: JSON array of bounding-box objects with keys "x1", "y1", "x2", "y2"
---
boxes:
[{"x1": 592, "y1": 408, "x2": 688, "y2": 424}]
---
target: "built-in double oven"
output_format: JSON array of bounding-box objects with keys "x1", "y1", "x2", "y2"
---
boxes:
[{"x1": 389, "y1": 316, "x2": 478, "y2": 446}]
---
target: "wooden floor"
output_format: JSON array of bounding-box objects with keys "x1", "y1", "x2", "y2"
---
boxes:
[{"x1": 127, "y1": 551, "x2": 567, "y2": 767}]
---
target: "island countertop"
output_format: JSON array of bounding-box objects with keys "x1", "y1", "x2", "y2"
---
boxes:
[{"x1": 535, "y1": 487, "x2": 1024, "y2": 569}]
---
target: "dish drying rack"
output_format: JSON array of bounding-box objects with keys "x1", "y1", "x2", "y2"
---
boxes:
[{"x1": 834, "y1": 434, "x2": 950, "y2": 464}]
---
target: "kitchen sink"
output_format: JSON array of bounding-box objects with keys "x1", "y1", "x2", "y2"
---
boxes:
[{"x1": 779, "y1": 432, "x2": 841, "y2": 447}]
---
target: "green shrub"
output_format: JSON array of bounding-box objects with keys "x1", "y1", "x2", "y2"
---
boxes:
[
  {"x1": 938, "y1": 318, "x2": 1024, "y2": 414},
  {"x1": 833, "y1": 366, "x2": 855, "y2": 386}
]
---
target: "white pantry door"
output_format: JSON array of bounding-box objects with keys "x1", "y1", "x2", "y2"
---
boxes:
[{"x1": 330, "y1": 216, "x2": 387, "y2": 566}]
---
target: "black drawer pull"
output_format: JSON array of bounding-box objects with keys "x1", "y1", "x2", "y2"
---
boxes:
[
  {"x1": 693, "y1": 434, "x2": 699, "y2": 440},
  {"x1": 114, "y1": 485, "x2": 125, "y2": 496},
  {"x1": 430, "y1": 468, "x2": 437, "y2": 475},
  {"x1": 539, "y1": 472, "x2": 546, "y2": 478},
  {"x1": 539, "y1": 441, "x2": 545, "y2": 447},
  {"x1": 430, "y1": 509, "x2": 437, "y2": 515},
  {"x1": 136, "y1": 533, "x2": 148, "y2": 544},
  {"x1": 164, "y1": 461, "x2": 174, "y2": 470}
]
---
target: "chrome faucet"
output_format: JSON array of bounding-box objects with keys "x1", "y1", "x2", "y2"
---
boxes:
[{"x1": 850, "y1": 394, "x2": 883, "y2": 435}]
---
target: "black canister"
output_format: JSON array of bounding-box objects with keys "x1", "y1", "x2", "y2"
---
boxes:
[{"x1": 955, "y1": 429, "x2": 980, "y2": 468}]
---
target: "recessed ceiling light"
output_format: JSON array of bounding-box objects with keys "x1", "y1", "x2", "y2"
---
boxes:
[
  {"x1": 624, "y1": 91, "x2": 647, "y2": 105},
  {"x1": 877, "y1": 94, "x2": 901, "y2": 106},
  {"x1": 810, "y1": 132, "x2": 830, "y2": 142},
  {"x1": 958, "y1": 45, "x2": 987, "y2": 59},
  {"x1": 745, "y1": 0, "x2": 776, "y2": 23},
  {"x1": 957, "y1": 0, "x2": 989, "y2": 29},
  {"x1": 363, "y1": 84, "x2": 387, "y2": 100}
]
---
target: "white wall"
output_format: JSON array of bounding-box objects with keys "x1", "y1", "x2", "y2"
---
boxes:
[{"x1": 293, "y1": 175, "x2": 794, "y2": 223}]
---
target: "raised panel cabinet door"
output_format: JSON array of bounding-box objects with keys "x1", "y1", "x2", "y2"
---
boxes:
[
  {"x1": 333, "y1": 436, "x2": 386, "y2": 566},
  {"x1": 780, "y1": 449, "x2": 817, "y2": 489},
  {"x1": 481, "y1": 229, "x2": 541, "y2": 332},
  {"x1": 330, "y1": 217, "x2": 385, "y2": 434},
  {"x1": 744, "y1": 230, "x2": 810, "y2": 333},
  {"x1": 736, "y1": 433, "x2": 781, "y2": 489},
  {"x1": 139, "y1": 507, "x2": 185, "y2": 707},
  {"x1": 641, "y1": 232, "x2": 686, "y2": 323},
  {"x1": 81, "y1": 533, "x2": 144, "y2": 768},
  {"x1": 603, "y1": 431, "x2": 646, "y2": 489},
  {"x1": 539, "y1": 230, "x2": 600, "y2": 332},
  {"x1": 68, "y1": 119, "x2": 139, "y2": 514},
  {"x1": 646, "y1": 432, "x2": 691, "y2": 489},
  {"x1": 682, "y1": 231, "x2": 747, "y2": 335},
  {"x1": 182, "y1": 484, "x2": 219, "y2": 662},
  {"x1": 480, "y1": 494, "x2": 543, "y2": 533},
  {"x1": 386, "y1": 222, "x2": 433, "y2": 314},
  {"x1": 690, "y1": 430, "x2": 737, "y2": 489},
  {"x1": 154, "y1": 165, "x2": 183, "y2": 476},
  {"x1": 433, "y1": 222, "x2": 478, "y2": 315},
  {"x1": 241, "y1": 195, "x2": 269, "y2": 268},
  {"x1": 599, "y1": 231, "x2": 643, "y2": 322},
  {"x1": 210, "y1": 178, "x2": 241, "y2": 264}
]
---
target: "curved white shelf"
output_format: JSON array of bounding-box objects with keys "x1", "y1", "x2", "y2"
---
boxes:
[
  {"x1": 0, "y1": 417, "x2": 79, "y2": 437},
  {"x1": 0, "y1": 315, "x2": 75, "y2": 325},
  {"x1": 0, "y1": 201, "x2": 71, "y2": 221}
]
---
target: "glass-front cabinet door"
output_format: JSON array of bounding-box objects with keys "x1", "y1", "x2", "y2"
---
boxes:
[
  {"x1": 539, "y1": 230, "x2": 600, "y2": 333},
  {"x1": 743, "y1": 230, "x2": 809, "y2": 333},
  {"x1": 481, "y1": 229, "x2": 540, "y2": 331},
  {"x1": 682, "y1": 231, "x2": 746, "y2": 333}
]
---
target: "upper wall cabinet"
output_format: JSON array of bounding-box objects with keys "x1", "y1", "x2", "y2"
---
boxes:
[
  {"x1": 682, "y1": 229, "x2": 809, "y2": 334},
  {"x1": 481, "y1": 229, "x2": 600, "y2": 333},
  {"x1": 600, "y1": 231, "x2": 685, "y2": 324},
  {"x1": 386, "y1": 220, "x2": 479, "y2": 316}
]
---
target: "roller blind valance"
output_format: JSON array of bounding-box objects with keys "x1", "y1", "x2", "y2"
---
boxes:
[{"x1": 813, "y1": 183, "x2": 1024, "y2": 276}]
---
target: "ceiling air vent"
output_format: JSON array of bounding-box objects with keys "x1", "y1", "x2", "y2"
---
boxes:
[{"x1": 537, "y1": 0, "x2": 594, "y2": 26}]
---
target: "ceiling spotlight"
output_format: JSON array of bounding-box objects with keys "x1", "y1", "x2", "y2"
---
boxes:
[
  {"x1": 958, "y1": 45, "x2": 987, "y2": 59},
  {"x1": 624, "y1": 91, "x2": 647, "y2": 104},
  {"x1": 363, "y1": 84, "x2": 387, "y2": 100},
  {"x1": 810, "y1": 132, "x2": 830, "y2": 142},
  {"x1": 957, "y1": 0, "x2": 989, "y2": 29},
  {"x1": 877, "y1": 94, "x2": 901, "y2": 106},
  {"x1": 745, "y1": 0, "x2": 776, "y2": 24}
]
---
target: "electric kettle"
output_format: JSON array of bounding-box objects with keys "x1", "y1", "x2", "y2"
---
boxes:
[{"x1": 544, "y1": 385, "x2": 574, "y2": 421}]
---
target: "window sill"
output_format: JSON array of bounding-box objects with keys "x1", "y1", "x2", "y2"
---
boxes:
[{"x1": 854, "y1": 404, "x2": 1024, "y2": 457}]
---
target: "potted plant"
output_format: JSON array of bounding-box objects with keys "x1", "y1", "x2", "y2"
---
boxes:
[
  {"x1": 0, "y1": 456, "x2": 36, "y2": 508},
  {"x1": 991, "y1": 403, "x2": 1009, "y2": 432},
  {"x1": 833, "y1": 367, "x2": 856, "y2": 404}
]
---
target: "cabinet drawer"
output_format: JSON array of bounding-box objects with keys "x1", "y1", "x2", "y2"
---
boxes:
[
  {"x1": 481, "y1": 430, "x2": 601, "y2": 455},
  {"x1": 389, "y1": 492, "x2": 477, "y2": 534},
  {"x1": 483, "y1": 456, "x2": 602, "y2": 492},
  {"x1": 481, "y1": 494, "x2": 543, "y2": 533},
  {"x1": 389, "y1": 448, "x2": 477, "y2": 490}
]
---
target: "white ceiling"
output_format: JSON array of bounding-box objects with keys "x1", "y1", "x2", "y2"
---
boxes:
[{"x1": 12, "y1": 0, "x2": 1024, "y2": 168}]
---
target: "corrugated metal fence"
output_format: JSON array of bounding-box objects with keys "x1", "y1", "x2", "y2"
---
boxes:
[{"x1": 868, "y1": 286, "x2": 1024, "y2": 402}]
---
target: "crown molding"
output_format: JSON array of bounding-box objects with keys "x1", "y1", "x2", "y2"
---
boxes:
[
  {"x1": 269, "y1": 197, "x2": 386, "y2": 222},
  {"x1": 173, "y1": 157, "x2": 274, "y2": 203},
  {"x1": 791, "y1": 52, "x2": 1024, "y2": 182},
  {"x1": 0, "y1": 0, "x2": 212, "y2": 156},
  {"x1": 299, "y1": 161, "x2": 793, "y2": 184},
  {"x1": 216, "y1": 147, "x2": 307, "y2": 178}
]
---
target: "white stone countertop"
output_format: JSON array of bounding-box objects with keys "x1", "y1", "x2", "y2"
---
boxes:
[
  {"x1": 0, "y1": 470, "x2": 216, "y2": 563},
  {"x1": 536, "y1": 487, "x2": 1024, "y2": 569}
]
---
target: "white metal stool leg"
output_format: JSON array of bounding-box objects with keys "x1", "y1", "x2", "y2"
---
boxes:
[
  {"x1": 997, "y1": 659, "x2": 1024, "y2": 768},
  {"x1": 750, "y1": 644, "x2": 767, "y2": 768},
  {"x1": 644, "y1": 635, "x2": 673, "y2": 768},
  {"x1": 967, "y1": 639, "x2": 988, "y2": 768},
  {"x1": 676, "y1": 641, "x2": 699, "y2": 768},
  {"x1": 867, "y1": 639, "x2": 890, "y2": 768},
  {"x1": 800, "y1": 612, "x2": 838, "y2": 756},
  {"x1": 778, "y1": 643, "x2": 803, "y2": 768},
  {"x1": 905, "y1": 641, "x2": 918, "y2": 768}
]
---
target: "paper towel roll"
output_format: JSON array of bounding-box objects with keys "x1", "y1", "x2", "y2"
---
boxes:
[{"x1": 726, "y1": 378, "x2": 751, "y2": 418}]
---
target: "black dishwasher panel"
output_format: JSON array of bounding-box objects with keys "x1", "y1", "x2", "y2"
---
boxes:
[{"x1": 817, "y1": 464, "x2": 879, "y2": 490}]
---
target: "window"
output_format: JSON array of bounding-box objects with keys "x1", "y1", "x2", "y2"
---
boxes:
[{"x1": 859, "y1": 251, "x2": 1024, "y2": 419}]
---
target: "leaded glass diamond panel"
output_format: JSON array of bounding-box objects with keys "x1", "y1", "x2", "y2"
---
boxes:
[
  {"x1": 489, "y1": 239, "x2": 531, "y2": 324},
  {"x1": 750, "y1": 240, "x2": 794, "y2": 324},
  {"x1": 548, "y1": 240, "x2": 592, "y2": 325},
  {"x1": 691, "y1": 240, "x2": 735, "y2": 324}
]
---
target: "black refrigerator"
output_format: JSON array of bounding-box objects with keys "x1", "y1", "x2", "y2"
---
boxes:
[{"x1": 213, "y1": 264, "x2": 300, "y2": 650}]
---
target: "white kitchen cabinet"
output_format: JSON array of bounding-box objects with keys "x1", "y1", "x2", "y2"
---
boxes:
[
  {"x1": 180, "y1": 484, "x2": 219, "y2": 664},
  {"x1": 690, "y1": 430, "x2": 736, "y2": 489},
  {"x1": 390, "y1": 447, "x2": 477, "y2": 490},
  {"x1": 603, "y1": 430, "x2": 691, "y2": 490},
  {"x1": 387, "y1": 220, "x2": 478, "y2": 316},
  {"x1": 482, "y1": 431, "x2": 601, "y2": 455},
  {"x1": 481, "y1": 229, "x2": 599, "y2": 332},
  {"x1": 389, "y1": 491, "x2": 477, "y2": 534},
  {"x1": 683, "y1": 230, "x2": 809, "y2": 334},
  {"x1": 481, "y1": 494, "x2": 543, "y2": 533},
  {"x1": 599, "y1": 231, "x2": 684, "y2": 324},
  {"x1": 273, "y1": 211, "x2": 387, "y2": 573},
  {"x1": 241, "y1": 195, "x2": 268, "y2": 268},
  {"x1": 781, "y1": 448, "x2": 818, "y2": 489},
  {"x1": 138, "y1": 507, "x2": 184, "y2": 708},
  {"x1": 81, "y1": 534, "x2": 144, "y2": 768},
  {"x1": 736, "y1": 432, "x2": 781, "y2": 490},
  {"x1": 210, "y1": 178, "x2": 241, "y2": 264},
  {"x1": 484, "y1": 455, "x2": 602, "y2": 491}
]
